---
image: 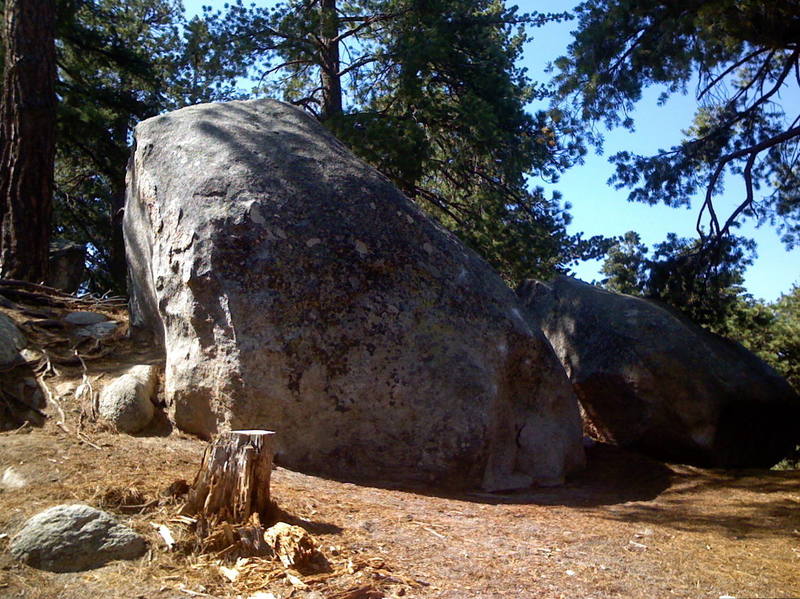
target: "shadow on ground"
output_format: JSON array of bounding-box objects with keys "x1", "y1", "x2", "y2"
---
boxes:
[
  {"x1": 598, "y1": 464, "x2": 800, "y2": 539},
  {"x1": 302, "y1": 443, "x2": 675, "y2": 509}
]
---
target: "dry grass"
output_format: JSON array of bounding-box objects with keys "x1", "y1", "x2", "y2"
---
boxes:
[{"x1": 1, "y1": 421, "x2": 798, "y2": 599}]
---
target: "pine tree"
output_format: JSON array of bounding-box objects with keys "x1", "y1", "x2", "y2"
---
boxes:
[
  {"x1": 212, "y1": 0, "x2": 602, "y2": 283},
  {"x1": 0, "y1": 0, "x2": 57, "y2": 282}
]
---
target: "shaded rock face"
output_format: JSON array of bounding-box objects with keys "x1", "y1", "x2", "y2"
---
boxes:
[
  {"x1": 10, "y1": 504, "x2": 146, "y2": 572},
  {"x1": 124, "y1": 99, "x2": 584, "y2": 490},
  {"x1": 48, "y1": 241, "x2": 85, "y2": 293},
  {"x1": 99, "y1": 365, "x2": 159, "y2": 433},
  {"x1": 0, "y1": 313, "x2": 45, "y2": 430},
  {"x1": 518, "y1": 276, "x2": 800, "y2": 468},
  {"x1": 0, "y1": 313, "x2": 26, "y2": 367}
]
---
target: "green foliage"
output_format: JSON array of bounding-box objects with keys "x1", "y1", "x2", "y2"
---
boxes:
[
  {"x1": 601, "y1": 231, "x2": 755, "y2": 332},
  {"x1": 4, "y1": 0, "x2": 612, "y2": 290},
  {"x1": 726, "y1": 285, "x2": 800, "y2": 393},
  {"x1": 552, "y1": 0, "x2": 800, "y2": 247},
  {"x1": 599, "y1": 230, "x2": 649, "y2": 295},
  {"x1": 53, "y1": 0, "x2": 181, "y2": 291},
  {"x1": 45, "y1": 0, "x2": 248, "y2": 292},
  {"x1": 211, "y1": 0, "x2": 605, "y2": 284}
]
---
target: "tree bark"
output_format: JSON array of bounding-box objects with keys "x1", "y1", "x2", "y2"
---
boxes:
[
  {"x1": 0, "y1": 0, "x2": 57, "y2": 283},
  {"x1": 108, "y1": 111, "x2": 131, "y2": 294},
  {"x1": 319, "y1": 0, "x2": 343, "y2": 120},
  {"x1": 181, "y1": 430, "x2": 276, "y2": 524}
]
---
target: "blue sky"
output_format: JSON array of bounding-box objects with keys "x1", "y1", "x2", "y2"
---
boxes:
[
  {"x1": 516, "y1": 0, "x2": 800, "y2": 301},
  {"x1": 183, "y1": 0, "x2": 799, "y2": 301}
]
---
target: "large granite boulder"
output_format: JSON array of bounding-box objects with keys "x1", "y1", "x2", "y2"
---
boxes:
[
  {"x1": 124, "y1": 99, "x2": 584, "y2": 490},
  {"x1": 518, "y1": 276, "x2": 800, "y2": 467}
]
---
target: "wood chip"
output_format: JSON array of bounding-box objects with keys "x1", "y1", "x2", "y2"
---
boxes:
[
  {"x1": 219, "y1": 565, "x2": 239, "y2": 582},
  {"x1": 285, "y1": 572, "x2": 308, "y2": 589},
  {"x1": 151, "y1": 522, "x2": 177, "y2": 551}
]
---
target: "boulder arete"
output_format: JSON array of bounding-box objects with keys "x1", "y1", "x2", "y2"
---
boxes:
[
  {"x1": 124, "y1": 99, "x2": 584, "y2": 490},
  {"x1": 519, "y1": 276, "x2": 800, "y2": 467}
]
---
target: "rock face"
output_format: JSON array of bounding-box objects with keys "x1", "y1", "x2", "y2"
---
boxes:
[
  {"x1": 519, "y1": 276, "x2": 800, "y2": 467},
  {"x1": 99, "y1": 365, "x2": 159, "y2": 433},
  {"x1": 0, "y1": 313, "x2": 26, "y2": 367},
  {"x1": 124, "y1": 99, "x2": 584, "y2": 490},
  {"x1": 0, "y1": 313, "x2": 45, "y2": 430},
  {"x1": 48, "y1": 241, "x2": 85, "y2": 293},
  {"x1": 10, "y1": 504, "x2": 147, "y2": 572}
]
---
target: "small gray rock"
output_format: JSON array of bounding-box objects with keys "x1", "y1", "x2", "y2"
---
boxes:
[
  {"x1": 63, "y1": 311, "x2": 108, "y2": 325},
  {"x1": 10, "y1": 504, "x2": 147, "y2": 572},
  {"x1": 99, "y1": 365, "x2": 159, "y2": 433},
  {"x1": 75, "y1": 320, "x2": 118, "y2": 339}
]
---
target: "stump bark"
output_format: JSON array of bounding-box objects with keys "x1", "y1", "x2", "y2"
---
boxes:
[{"x1": 181, "y1": 430, "x2": 276, "y2": 524}]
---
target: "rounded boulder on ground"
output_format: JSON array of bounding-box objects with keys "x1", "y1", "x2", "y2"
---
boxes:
[
  {"x1": 518, "y1": 276, "x2": 800, "y2": 467},
  {"x1": 0, "y1": 312, "x2": 26, "y2": 367},
  {"x1": 99, "y1": 364, "x2": 159, "y2": 433},
  {"x1": 10, "y1": 504, "x2": 147, "y2": 572}
]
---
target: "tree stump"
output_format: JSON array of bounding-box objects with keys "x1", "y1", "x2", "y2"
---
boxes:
[{"x1": 181, "y1": 430, "x2": 276, "y2": 525}]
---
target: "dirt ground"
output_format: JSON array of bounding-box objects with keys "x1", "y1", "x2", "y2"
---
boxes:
[
  {"x1": 1, "y1": 419, "x2": 798, "y2": 599},
  {"x1": 0, "y1": 285, "x2": 799, "y2": 599}
]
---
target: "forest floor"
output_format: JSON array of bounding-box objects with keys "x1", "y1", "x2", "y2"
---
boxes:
[
  {"x1": 2, "y1": 422, "x2": 799, "y2": 599},
  {"x1": 0, "y1": 285, "x2": 799, "y2": 599}
]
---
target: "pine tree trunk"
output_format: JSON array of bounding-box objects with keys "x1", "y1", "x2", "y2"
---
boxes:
[
  {"x1": 0, "y1": 0, "x2": 57, "y2": 283},
  {"x1": 109, "y1": 178, "x2": 127, "y2": 293},
  {"x1": 319, "y1": 0, "x2": 343, "y2": 121},
  {"x1": 108, "y1": 116, "x2": 130, "y2": 294},
  {"x1": 181, "y1": 430, "x2": 276, "y2": 524}
]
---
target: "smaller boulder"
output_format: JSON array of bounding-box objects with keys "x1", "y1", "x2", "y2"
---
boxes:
[
  {"x1": 519, "y1": 276, "x2": 800, "y2": 467},
  {"x1": 10, "y1": 504, "x2": 146, "y2": 572},
  {"x1": 0, "y1": 313, "x2": 26, "y2": 367},
  {"x1": 63, "y1": 311, "x2": 108, "y2": 326},
  {"x1": 48, "y1": 241, "x2": 86, "y2": 293},
  {"x1": 99, "y1": 365, "x2": 159, "y2": 433},
  {"x1": 75, "y1": 320, "x2": 118, "y2": 340},
  {"x1": 0, "y1": 315, "x2": 45, "y2": 430}
]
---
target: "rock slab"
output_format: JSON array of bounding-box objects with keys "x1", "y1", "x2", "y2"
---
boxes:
[
  {"x1": 10, "y1": 504, "x2": 147, "y2": 572},
  {"x1": 124, "y1": 99, "x2": 584, "y2": 489},
  {"x1": 519, "y1": 276, "x2": 800, "y2": 467},
  {"x1": 99, "y1": 365, "x2": 158, "y2": 433}
]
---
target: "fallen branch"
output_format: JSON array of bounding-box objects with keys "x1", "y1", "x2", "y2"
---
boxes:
[
  {"x1": 37, "y1": 373, "x2": 69, "y2": 433},
  {"x1": 77, "y1": 431, "x2": 102, "y2": 450}
]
